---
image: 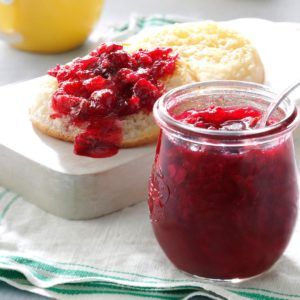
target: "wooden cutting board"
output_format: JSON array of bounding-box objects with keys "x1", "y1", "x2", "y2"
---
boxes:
[{"x1": 1, "y1": 19, "x2": 300, "y2": 220}]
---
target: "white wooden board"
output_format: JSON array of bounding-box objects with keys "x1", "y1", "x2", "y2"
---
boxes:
[
  {"x1": 0, "y1": 19, "x2": 300, "y2": 219},
  {"x1": 0, "y1": 77, "x2": 155, "y2": 219}
]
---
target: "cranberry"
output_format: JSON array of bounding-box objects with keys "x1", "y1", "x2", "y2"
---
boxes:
[
  {"x1": 106, "y1": 50, "x2": 131, "y2": 70},
  {"x1": 147, "y1": 48, "x2": 172, "y2": 60},
  {"x1": 133, "y1": 52, "x2": 153, "y2": 67},
  {"x1": 90, "y1": 43, "x2": 123, "y2": 57},
  {"x1": 83, "y1": 76, "x2": 107, "y2": 92},
  {"x1": 48, "y1": 64, "x2": 60, "y2": 77},
  {"x1": 133, "y1": 79, "x2": 161, "y2": 110},
  {"x1": 51, "y1": 92, "x2": 81, "y2": 115},
  {"x1": 128, "y1": 96, "x2": 141, "y2": 113},
  {"x1": 72, "y1": 99, "x2": 91, "y2": 122},
  {"x1": 48, "y1": 43, "x2": 178, "y2": 158},
  {"x1": 61, "y1": 80, "x2": 85, "y2": 96},
  {"x1": 76, "y1": 56, "x2": 98, "y2": 70},
  {"x1": 90, "y1": 89, "x2": 116, "y2": 116},
  {"x1": 115, "y1": 68, "x2": 140, "y2": 85},
  {"x1": 52, "y1": 65, "x2": 72, "y2": 82}
]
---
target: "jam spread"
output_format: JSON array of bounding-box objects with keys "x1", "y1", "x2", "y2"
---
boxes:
[
  {"x1": 149, "y1": 105, "x2": 298, "y2": 279},
  {"x1": 173, "y1": 106, "x2": 263, "y2": 130},
  {"x1": 48, "y1": 43, "x2": 177, "y2": 158}
]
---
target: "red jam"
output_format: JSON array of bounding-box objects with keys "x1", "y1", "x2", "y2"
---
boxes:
[
  {"x1": 149, "y1": 105, "x2": 298, "y2": 279},
  {"x1": 48, "y1": 43, "x2": 177, "y2": 158},
  {"x1": 173, "y1": 106, "x2": 263, "y2": 130}
]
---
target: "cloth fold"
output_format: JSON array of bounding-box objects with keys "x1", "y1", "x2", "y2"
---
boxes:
[{"x1": 1, "y1": 15, "x2": 300, "y2": 300}]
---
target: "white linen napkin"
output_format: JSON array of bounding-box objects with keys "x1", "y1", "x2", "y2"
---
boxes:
[{"x1": 1, "y1": 186, "x2": 300, "y2": 300}]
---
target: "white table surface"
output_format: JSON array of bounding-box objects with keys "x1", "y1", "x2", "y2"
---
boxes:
[{"x1": 1, "y1": 0, "x2": 300, "y2": 299}]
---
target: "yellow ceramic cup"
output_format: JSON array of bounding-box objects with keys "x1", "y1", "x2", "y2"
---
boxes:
[{"x1": 0, "y1": 0, "x2": 104, "y2": 53}]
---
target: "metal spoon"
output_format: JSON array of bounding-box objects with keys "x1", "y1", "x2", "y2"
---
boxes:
[{"x1": 259, "y1": 81, "x2": 300, "y2": 128}]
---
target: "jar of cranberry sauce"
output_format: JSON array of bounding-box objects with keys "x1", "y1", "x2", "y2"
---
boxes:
[{"x1": 149, "y1": 81, "x2": 299, "y2": 281}]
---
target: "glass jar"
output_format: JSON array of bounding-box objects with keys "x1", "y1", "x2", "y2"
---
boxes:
[{"x1": 148, "y1": 81, "x2": 299, "y2": 281}]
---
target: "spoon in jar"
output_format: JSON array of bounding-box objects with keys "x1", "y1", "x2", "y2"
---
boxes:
[{"x1": 259, "y1": 81, "x2": 300, "y2": 128}]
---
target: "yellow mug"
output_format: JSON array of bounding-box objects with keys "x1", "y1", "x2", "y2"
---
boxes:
[{"x1": 0, "y1": 0, "x2": 104, "y2": 53}]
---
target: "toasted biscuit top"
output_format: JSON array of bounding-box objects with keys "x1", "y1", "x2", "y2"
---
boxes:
[{"x1": 125, "y1": 21, "x2": 264, "y2": 89}]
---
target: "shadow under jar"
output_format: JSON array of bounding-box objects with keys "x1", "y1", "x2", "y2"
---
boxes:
[{"x1": 148, "y1": 81, "x2": 299, "y2": 281}]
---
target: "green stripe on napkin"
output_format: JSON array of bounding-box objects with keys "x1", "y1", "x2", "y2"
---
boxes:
[{"x1": 114, "y1": 15, "x2": 185, "y2": 32}]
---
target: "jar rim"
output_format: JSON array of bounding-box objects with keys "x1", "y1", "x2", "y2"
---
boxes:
[{"x1": 154, "y1": 80, "x2": 299, "y2": 140}]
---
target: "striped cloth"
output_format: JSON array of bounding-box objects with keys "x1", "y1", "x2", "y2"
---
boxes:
[
  {"x1": 1, "y1": 15, "x2": 300, "y2": 300},
  {"x1": 1, "y1": 185, "x2": 300, "y2": 300}
]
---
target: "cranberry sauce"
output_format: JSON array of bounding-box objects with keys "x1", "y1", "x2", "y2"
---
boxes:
[
  {"x1": 48, "y1": 43, "x2": 177, "y2": 158},
  {"x1": 173, "y1": 106, "x2": 263, "y2": 130},
  {"x1": 149, "y1": 105, "x2": 298, "y2": 280}
]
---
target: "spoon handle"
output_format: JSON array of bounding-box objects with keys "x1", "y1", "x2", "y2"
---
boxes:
[{"x1": 260, "y1": 81, "x2": 300, "y2": 128}]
